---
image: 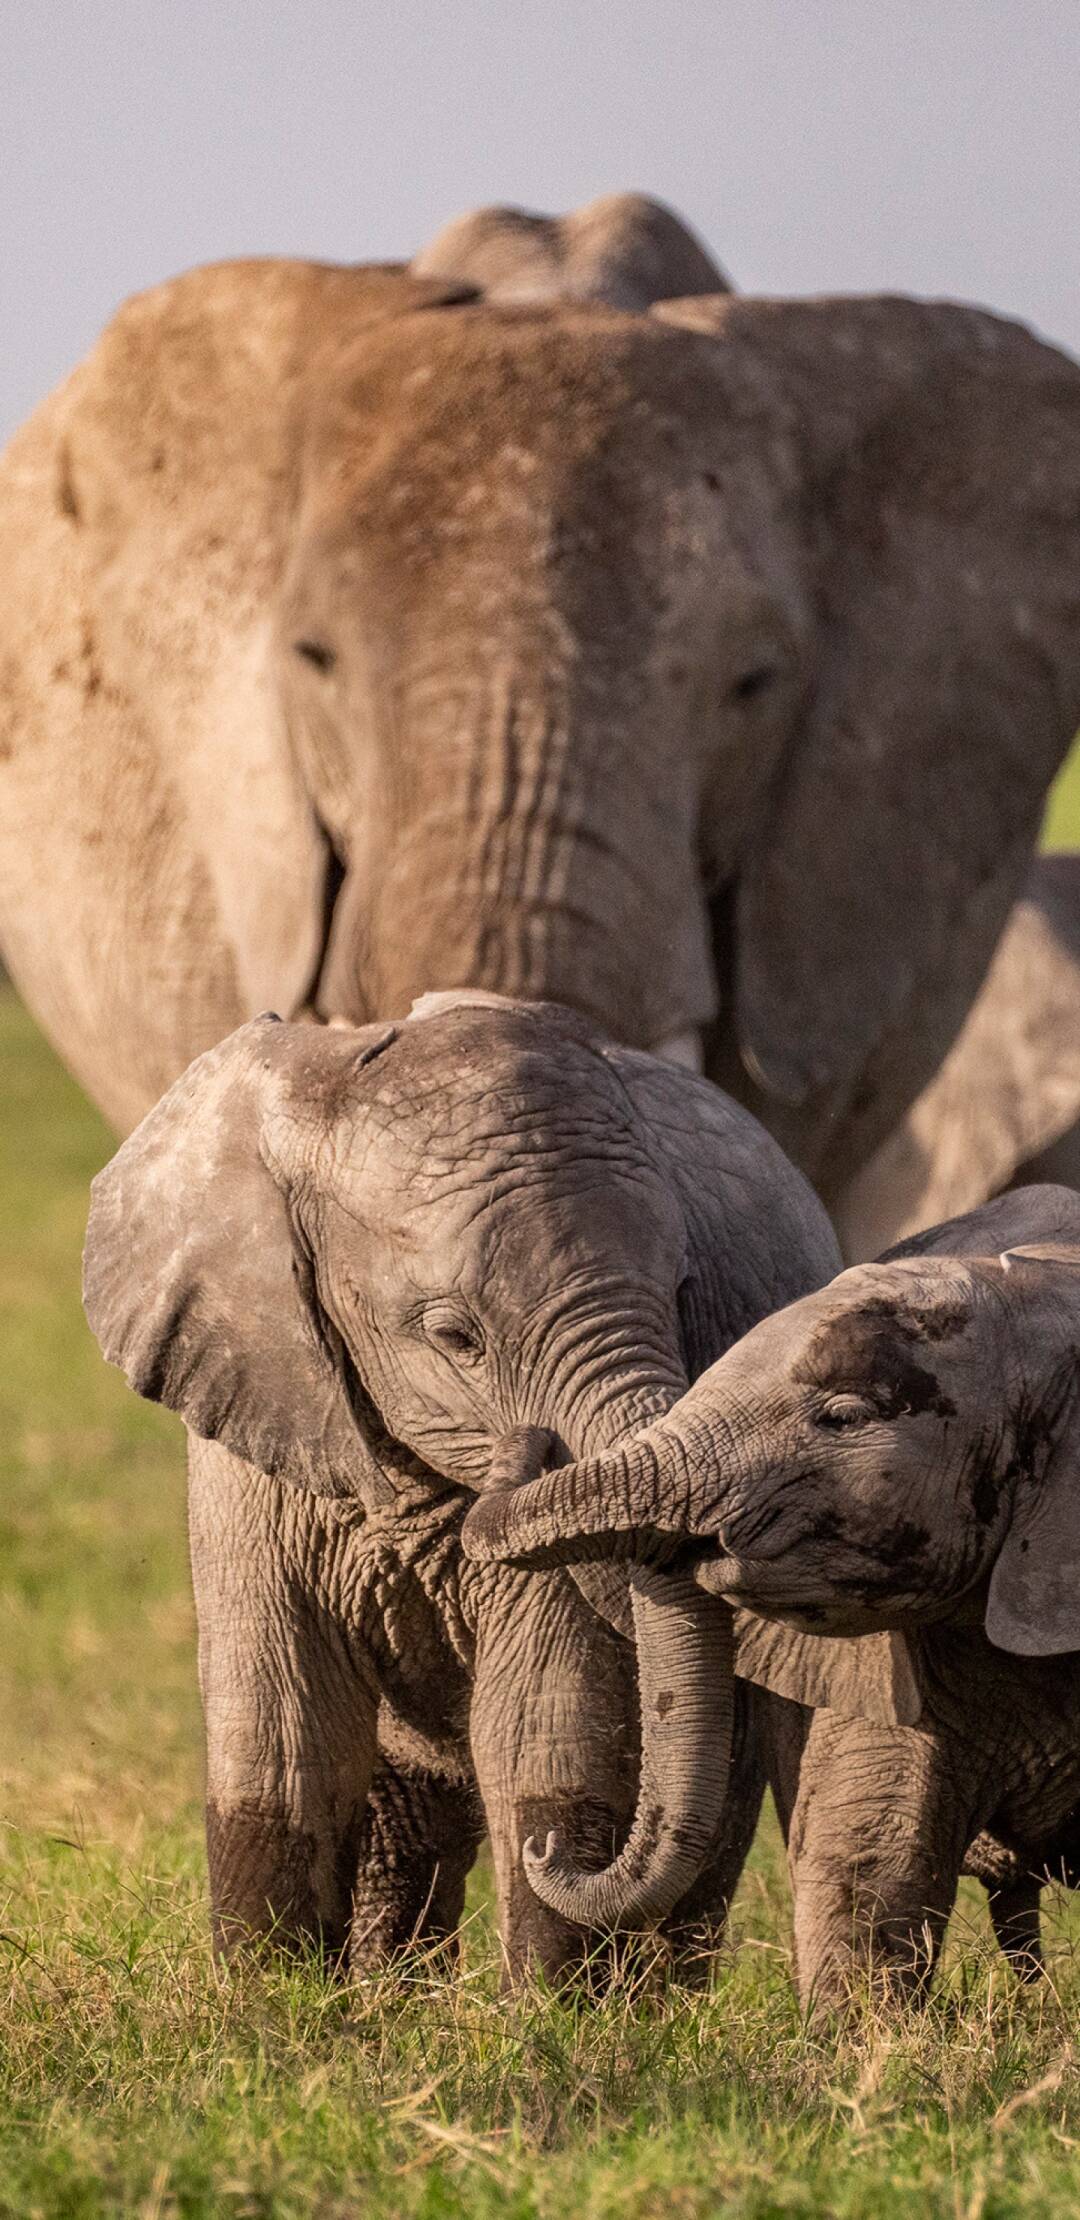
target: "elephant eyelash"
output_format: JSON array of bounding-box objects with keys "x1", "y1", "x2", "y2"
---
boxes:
[
  {"x1": 419, "y1": 1306, "x2": 486, "y2": 1363},
  {"x1": 815, "y1": 1394, "x2": 876, "y2": 1430},
  {"x1": 293, "y1": 637, "x2": 336, "y2": 673}
]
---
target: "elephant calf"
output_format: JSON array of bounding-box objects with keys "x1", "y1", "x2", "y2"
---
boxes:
[
  {"x1": 83, "y1": 992, "x2": 837, "y2": 1981},
  {"x1": 466, "y1": 1185, "x2": 1080, "y2": 2004}
]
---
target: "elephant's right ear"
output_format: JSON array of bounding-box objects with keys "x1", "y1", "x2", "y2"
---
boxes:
[
  {"x1": 82, "y1": 1017, "x2": 398, "y2": 1509},
  {"x1": 732, "y1": 1611, "x2": 926, "y2": 1728},
  {"x1": 984, "y1": 1252, "x2": 1080, "y2": 1655},
  {"x1": 659, "y1": 293, "x2": 1080, "y2": 1182}
]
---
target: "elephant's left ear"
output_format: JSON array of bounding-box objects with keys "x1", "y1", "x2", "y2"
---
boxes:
[
  {"x1": 731, "y1": 1611, "x2": 927, "y2": 1728},
  {"x1": 985, "y1": 1300, "x2": 1080, "y2": 1654},
  {"x1": 658, "y1": 293, "x2": 1080, "y2": 1184}
]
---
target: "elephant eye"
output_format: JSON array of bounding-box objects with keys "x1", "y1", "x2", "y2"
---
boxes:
[
  {"x1": 293, "y1": 637, "x2": 336, "y2": 673},
  {"x1": 423, "y1": 1305, "x2": 485, "y2": 1365},
  {"x1": 730, "y1": 663, "x2": 778, "y2": 705},
  {"x1": 816, "y1": 1393, "x2": 876, "y2": 1430}
]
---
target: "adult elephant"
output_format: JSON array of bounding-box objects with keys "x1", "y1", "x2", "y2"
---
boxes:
[
  {"x1": 2, "y1": 193, "x2": 1080, "y2": 1956},
  {"x1": 1, "y1": 201, "x2": 1078, "y2": 1192}
]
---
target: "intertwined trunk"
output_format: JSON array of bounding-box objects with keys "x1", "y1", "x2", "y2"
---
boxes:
[
  {"x1": 469, "y1": 1403, "x2": 744, "y2": 1928},
  {"x1": 481, "y1": 1405, "x2": 738, "y2": 1931}
]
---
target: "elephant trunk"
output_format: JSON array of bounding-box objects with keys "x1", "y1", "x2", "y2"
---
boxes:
[
  {"x1": 315, "y1": 680, "x2": 718, "y2": 1054},
  {"x1": 478, "y1": 1411, "x2": 740, "y2": 1932},
  {"x1": 464, "y1": 1409, "x2": 716, "y2": 1569},
  {"x1": 524, "y1": 1569, "x2": 735, "y2": 1929}
]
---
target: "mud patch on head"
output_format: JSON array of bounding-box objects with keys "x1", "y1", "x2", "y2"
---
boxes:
[
  {"x1": 795, "y1": 1300, "x2": 959, "y2": 1421},
  {"x1": 972, "y1": 1460, "x2": 1007, "y2": 1526}
]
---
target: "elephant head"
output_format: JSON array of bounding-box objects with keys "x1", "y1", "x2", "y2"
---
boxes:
[
  {"x1": 83, "y1": 996, "x2": 839, "y2": 1926},
  {"x1": 5, "y1": 213, "x2": 1079, "y2": 1179},
  {"x1": 278, "y1": 287, "x2": 1080, "y2": 1196},
  {"x1": 463, "y1": 1184, "x2": 1080, "y2": 1924}
]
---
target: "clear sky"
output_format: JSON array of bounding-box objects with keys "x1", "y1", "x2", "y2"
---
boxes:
[{"x1": 3, "y1": 0, "x2": 1077, "y2": 442}]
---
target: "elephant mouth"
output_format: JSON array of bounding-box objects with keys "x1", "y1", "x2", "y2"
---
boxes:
[{"x1": 693, "y1": 1545, "x2": 930, "y2": 1637}]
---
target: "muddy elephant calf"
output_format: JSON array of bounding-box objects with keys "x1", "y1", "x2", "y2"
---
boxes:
[
  {"x1": 466, "y1": 1184, "x2": 1080, "y2": 2004},
  {"x1": 83, "y1": 993, "x2": 838, "y2": 1981}
]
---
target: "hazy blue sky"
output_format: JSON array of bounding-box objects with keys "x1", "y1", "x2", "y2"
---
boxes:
[{"x1": 3, "y1": 1, "x2": 1077, "y2": 440}]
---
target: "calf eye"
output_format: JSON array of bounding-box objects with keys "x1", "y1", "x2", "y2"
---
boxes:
[
  {"x1": 293, "y1": 638, "x2": 336, "y2": 673},
  {"x1": 816, "y1": 1393, "x2": 876, "y2": 1430},
  {"x1": 423, "y1": 1305, "x2": 485, "y2": 1364}
]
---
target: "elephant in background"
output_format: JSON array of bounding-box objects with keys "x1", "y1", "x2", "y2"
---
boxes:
[
  {"x1": 465, "y1": 1185, "x2": 1080, "y2": 2004},
  {"x1": 838, "y1": 853, "x2": 1080, "y2": 1259},
  {"x1": 1, "y1": 199, "x2": 1079, "y2": 1200},
  {"x1": 83, "y1": 994, "x2": 838, "y2": 1976}
]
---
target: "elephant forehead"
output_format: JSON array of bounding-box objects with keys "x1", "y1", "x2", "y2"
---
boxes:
[
  {"x1": 789, "y1": 1271, "x2": 976, "y2": 1416},
  {"x1": 306, "y1": 303, "x2": 720, "y2": 463},
  {"x1": 347, "y1": 1019, "x2": 643, "y2": 1160}
]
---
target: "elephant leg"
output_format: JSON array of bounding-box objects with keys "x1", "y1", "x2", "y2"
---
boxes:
[
  {"x1": 188, "y1": 1438, "x2": 379, "y2": 1960},
  {"x1": 469, "y1": 1566, "x2": 637, "y2": 1989},
  {"x1": 660, "y1": 1679, "x2": 765, "y2": 1979},
  {"x1": 788, "y1": 1711, "x2": 973, "y2": 2013},
  {"x1": 349, "y1": 1743, "x2": 484, "y2": 1973},
  {"x1": 986, "y1": 1875, "x2": 1043, "y2": 1981},
  {"x1": 755, "y1": 1685, "x2": 812, "y2": 1847},
  {"x1": 964, "y1": 1828, "x2": 1044, "y2": 1981}
]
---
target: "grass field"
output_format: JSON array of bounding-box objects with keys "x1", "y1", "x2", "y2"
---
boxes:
[{"x1": 4, "y1": 763, "x2": 1080, "y2": 2218}]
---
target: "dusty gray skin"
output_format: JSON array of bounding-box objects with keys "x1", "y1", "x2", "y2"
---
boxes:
[
  {"x1": 9, "y1": 190, "x2": 1080, "y2": 1974},
  {"x1": 83, "y1": 995, "x2": 837, "y2": 1978},
  {"x1": 839, "y1": 853, "x2": 1080, "y2": 1259},
  {"x1": 465, "y1": 1185, "x2": 1080, "y2": 2002},
  {"x1": 2, "y1": 202, "x2": 1079, "y2": 1204}
]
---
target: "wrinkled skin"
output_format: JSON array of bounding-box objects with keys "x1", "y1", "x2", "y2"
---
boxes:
[
  {"x1": 839, "y1": 853, "x2": 1080, "y2": 1260},
  {"x1": 2, "y1": 202, "x2": 1079, "y2": 1188},
  {"x1": 6, "y1": 191, "x2": 1080, "y2": 1971},
  {"x1": 465, "y1": 1185, "x2": 1080, "y2": 2004},
  {"x1": 84, "y1": 996, "x2": 838, "y2": 1978}
]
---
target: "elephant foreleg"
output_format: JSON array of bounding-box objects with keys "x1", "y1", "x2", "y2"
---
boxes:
[
  {"x1": 349, "y1": 1744, "x2": 484, "y2": 1973},
  {"x1": 188, "y1": 1438, "x2": 379, "y2": 1961},
  {"x1": 986, "y1": 1875, "x2": 1043, "y2": 1981},
  {"x1": 788, "y1": 1711, "x2": 973, "y2": 2013}
]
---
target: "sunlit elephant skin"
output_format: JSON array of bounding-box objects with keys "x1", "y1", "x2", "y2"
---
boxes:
[
  {"x1": 6, "y1": 191, "x2": 1080, "y2": 1977},
  {"x1": 838, "y1": 853, "x2": 1080, "y2": 1260},
  {"x1": 465, "y1": 1185, "x2": 1080, "y2": 2004},
  {"x1": 83, "y1": 995, "x2": 838, "y2": 1978}
]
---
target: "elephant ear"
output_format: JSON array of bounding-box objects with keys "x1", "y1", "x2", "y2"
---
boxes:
[
  {"x1": 731, "y1": 1611, "x2": 926, "y2": 1729},
  {"x1": 984, "y1": 1249, "x2": 1080, "y2": 1657},
  {"x1": 603, "y1": 1049, "x2": 841, "y2": 1373},
  {"x1": 82, "y1": 1016, "x2": 399, "y2": 1509},
  {"x1": 659, "y1": 293, "x2": 1080, "y2": 1182}
]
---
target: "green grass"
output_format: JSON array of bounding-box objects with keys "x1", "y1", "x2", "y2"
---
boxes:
[
  {"x1": 1043, "y1": 737, "x2": 1080, "y2": 850},
  {"x1": 6, "y1": 969, "x2": 1080, "y2": 2217}
]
